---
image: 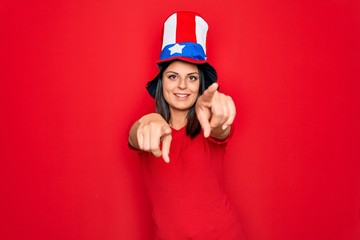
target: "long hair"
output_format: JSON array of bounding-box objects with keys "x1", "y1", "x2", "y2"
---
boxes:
[{"x1": 155, "y1": 61, "x2": 207, "y2": 138}]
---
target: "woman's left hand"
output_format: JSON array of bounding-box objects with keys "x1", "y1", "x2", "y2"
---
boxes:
[{"x1": 195, "y1": 83, "x2": 236, "y2": 138}]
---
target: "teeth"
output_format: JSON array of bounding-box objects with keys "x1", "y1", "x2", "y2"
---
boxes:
[{"x1": 175, "y1": 94, "x2": 188, "y2": 97}]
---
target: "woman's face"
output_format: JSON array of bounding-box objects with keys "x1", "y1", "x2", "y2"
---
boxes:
[{"x1": 162, "y1": 61, "x2": 200, "y2": 113}]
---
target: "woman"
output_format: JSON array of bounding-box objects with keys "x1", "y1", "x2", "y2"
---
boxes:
[{"x1": 129, "y1": 12, "x2": 247, "y2": 239}]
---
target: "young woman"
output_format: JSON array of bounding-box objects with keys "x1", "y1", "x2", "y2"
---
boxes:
[{"x1": 129, "y1": 12, "x2": 247, "y2": 239}]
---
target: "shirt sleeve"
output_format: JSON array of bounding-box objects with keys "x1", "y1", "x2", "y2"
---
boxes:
[{"x1": 208, "y1": 125, "x2": 234, "y2": 145}]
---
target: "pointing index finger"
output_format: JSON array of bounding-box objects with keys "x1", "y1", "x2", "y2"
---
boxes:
[
  {"x1": 161, "y1": 134, "x2": 172, "y2": 163},
  {"x1": 201, "y1": 83, "x2": 218, "y2": 103}
]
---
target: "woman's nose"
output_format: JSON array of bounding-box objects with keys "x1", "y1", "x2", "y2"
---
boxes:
[{"x1": 178, "y1": 78, "x2": 187, "y2": 89}]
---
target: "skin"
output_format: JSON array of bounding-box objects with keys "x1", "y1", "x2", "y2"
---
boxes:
[{"x1": 128, "y1": 60, "x2": 236, "y2": 163}]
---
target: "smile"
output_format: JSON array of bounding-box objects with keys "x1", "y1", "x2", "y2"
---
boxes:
[{"x1": 174, "y1": 93, "x2": 190, "y2": 98}]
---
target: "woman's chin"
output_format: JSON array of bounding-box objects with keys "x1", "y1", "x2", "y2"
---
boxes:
[{"x1": 170, "y1": 104, "x2": 192, "y2": 112}]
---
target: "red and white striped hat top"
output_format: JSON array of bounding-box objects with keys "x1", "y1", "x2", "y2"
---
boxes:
[{"x1": 158, "y1": 11, "x2": 209, "y2": 64}]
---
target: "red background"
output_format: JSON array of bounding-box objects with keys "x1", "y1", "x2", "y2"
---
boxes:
[{"x1": 1, "y1": 0, "x2": 360, "y2": 239}]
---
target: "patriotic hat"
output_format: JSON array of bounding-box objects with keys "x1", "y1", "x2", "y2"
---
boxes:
[{"x1": 147, "y1": 11, "x2": 217, "y2": 98}]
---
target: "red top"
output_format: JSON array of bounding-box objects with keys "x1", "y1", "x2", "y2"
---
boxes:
[{"x1": 138, "y1": 127, "x2": 247, "y2": 239}]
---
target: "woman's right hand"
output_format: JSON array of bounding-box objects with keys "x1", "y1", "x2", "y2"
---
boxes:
[{"x1": 131, "y1": 113, "x2": 172, "y2": 163}]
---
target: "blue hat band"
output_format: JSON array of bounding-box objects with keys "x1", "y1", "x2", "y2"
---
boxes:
[{"x1": 159, "y1": 42, "x2": 207, "y2": 62}]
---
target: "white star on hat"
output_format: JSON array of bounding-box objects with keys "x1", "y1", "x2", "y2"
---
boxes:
[{"x1": 168, "y1": 43, "x2": 185, "y2": 55}]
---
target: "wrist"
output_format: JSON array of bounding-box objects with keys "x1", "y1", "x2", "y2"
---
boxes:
[{"x1": 210, "y1": 125, "x2": 231, "y2": 140}]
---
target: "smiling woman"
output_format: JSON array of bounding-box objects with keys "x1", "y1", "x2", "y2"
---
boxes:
[
  {"x1": 128, "y1": 11, "x2": 247, "y2": 239},
  {"x1": 163, "y1": 61, "x2": 200, "y2": 108},
  {"x1": 161, "y1": 61, "x2": 200, "y2": 122}
]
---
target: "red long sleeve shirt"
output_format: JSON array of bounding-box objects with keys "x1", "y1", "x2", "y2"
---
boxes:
[{"x1": 137, "y1": 127, "x2": 247, "y2": 239}]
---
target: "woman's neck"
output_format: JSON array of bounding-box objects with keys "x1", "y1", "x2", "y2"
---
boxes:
[{"x1": 169, "y1": 109, "x2": 188, "y2": 130}]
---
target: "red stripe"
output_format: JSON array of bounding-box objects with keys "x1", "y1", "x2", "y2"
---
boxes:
[{"x1": 176, "y1": 12, "x2": 196, "y2": 43}]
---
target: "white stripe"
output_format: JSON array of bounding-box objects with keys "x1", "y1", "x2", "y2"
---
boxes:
[
  {"x1": 195, "y1": 16, "x2": 208, "y2": 54},
  {"x1": 162, "y1": 13, "x2": 177, "y2": 50}
]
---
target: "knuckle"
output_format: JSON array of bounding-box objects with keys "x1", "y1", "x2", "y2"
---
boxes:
[
  {"x1": 136, "y1": 130, "x2": 142, "y2": 137},
  {"x1": 137, "y1": 125, "x2": 144, "y2": 132},
  {"x1": 151, "y1": 150, "x2": 161, "y2": 157},
  {"x1": 227, "y1": 120, "x2": 234, "y2": 125},
  {"x1": 212, "y1": 112, "x2": 221, "y2": 119},
  {"x1": 212, "y1": 111, "x2": 223, "y2": 118},
  {"x1": 142, "y1": 124, "x2": 150, "y2": 131},
  {"x1": 150, "y1": 145, "x2": 159, "y2": 152}
]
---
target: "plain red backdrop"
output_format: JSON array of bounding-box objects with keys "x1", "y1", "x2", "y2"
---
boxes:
[{"x1": 1, "y1": 0, "x2": 359, "y2": 239}]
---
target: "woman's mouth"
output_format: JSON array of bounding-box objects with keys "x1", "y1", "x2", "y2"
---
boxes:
[{"x1": 174, "y1": 93, "x2": 190, "y2": 98}]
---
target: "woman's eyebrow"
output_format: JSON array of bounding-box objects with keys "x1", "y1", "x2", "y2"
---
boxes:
[
  {"x1": 164, "y1": 71, "x2": 199, "y2": 75},
  {"x1": 187, "y1": 72, "x2": 199, "y2": 75},
  {"x1": 164, "y1": 71, "x2": 179, "y2": 75}
]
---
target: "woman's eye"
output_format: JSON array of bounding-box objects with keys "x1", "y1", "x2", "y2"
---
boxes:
[
  {"x1": 168, "y1": 75, "x2": 177, "y2": 80},
  {"x1": 189, "y1": 76, "x2": 198, "y2": 81}
]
